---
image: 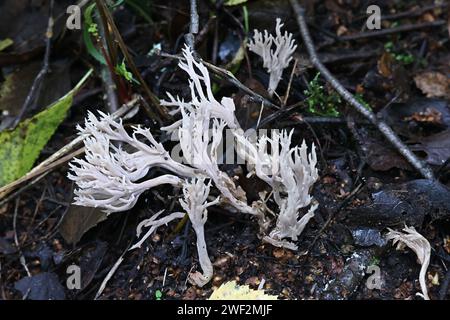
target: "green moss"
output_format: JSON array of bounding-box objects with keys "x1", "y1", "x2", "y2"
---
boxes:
[
  {"x1": 0, "y1": 73, "x2": 15, "y2": 102},
  {"x1": 304, "y1": 72, "x2": 340, "y2": 117}
]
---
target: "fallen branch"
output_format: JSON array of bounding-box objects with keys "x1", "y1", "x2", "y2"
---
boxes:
[
  {"x1": 381, "y1": 4, "x2": 446, "y2": 21},
  {"x1": 289, "y1": 0, "x2": 435, "y2": 180},
  {"x1": 185, "y1": 0, "x2": 199, "y2": 50},
  {"x1": 338, "y1": 20, "x2": 446, "y2": 42}
]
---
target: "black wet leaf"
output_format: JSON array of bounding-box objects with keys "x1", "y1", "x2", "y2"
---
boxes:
[{"x1": 14, "y1": 272, "x2": 66, "y2": 300}]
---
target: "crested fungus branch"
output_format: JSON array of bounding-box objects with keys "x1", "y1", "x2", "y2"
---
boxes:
[
  {"x1": 248, "y1": 18, "x2": 297, "y2": 97},
  {"x1": 386, "y1": 226, "x2": 431, "y2": 300},
  {"x1": 180, "y1": 178, "x2": 219, "y2": 287}
]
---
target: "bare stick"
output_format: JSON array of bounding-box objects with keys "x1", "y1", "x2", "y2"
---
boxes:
[
  {"x1": 95, "y1": 253, "x2": 125, "y2": 299},
  {"x1": 13, "y1": 0, "x2": 55, "y2": 128},
  {"x1": 13, "y1": 198, "x2": 32, "y2": 282},
  {"x1": 283, "y1": 58, "x2": 298, "y2": 107},
  {"x1": 186, "y1": 0, "x2": 199, "y2": 50},
  {"x1": 338, "y1": 20, "x2": 446, "y2": 42},
  {"x1": 289, "y1": 0, "x2": 434, "y2": 180},
  {"x1": 96, "y1": 13, "x2": 119, "y2": 113}
]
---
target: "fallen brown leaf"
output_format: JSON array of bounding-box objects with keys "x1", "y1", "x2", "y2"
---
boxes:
[
  {"x1": 414, "y1": 71, "x2": 450, "y2": 98},
  {"x1": 378, "y1": 52, "x2": 394, "y2": 78}
]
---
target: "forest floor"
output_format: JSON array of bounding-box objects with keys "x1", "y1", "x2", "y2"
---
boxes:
[{"x1": 0, "y1": 0, "x2": 449, "y2": 300}]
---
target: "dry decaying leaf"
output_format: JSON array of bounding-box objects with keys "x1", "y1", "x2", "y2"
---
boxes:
[
  {"x1": 59, "y1": 205, "x2": 108, "y2": 245},
  {"x1": 404, "y1": 107, "x2": 442, "y2": 125},
  {"x1": 14, "y1": 272, "x2": 66, "y2": 300},
  {"x1": 411, "y1": 129, "x2": 450, "y2": 165},
  {"x1": 365, "y1": 138, "x2": 411, "y2": 171},
  {"x1": 414, "y1": 71, "x2": 450, "y2": 98},
  {"x1": 377, "y1": 52, "x2": 394, "y2": 78}
]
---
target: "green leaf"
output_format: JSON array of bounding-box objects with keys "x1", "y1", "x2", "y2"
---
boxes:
[
  {"x1": 224, "y1": 0, "x2": 248, "y2": 6},
  {"x1": 0, "y1": 38, "x2": 13, "y2": 52},
  {"x1": 242, "y1": 5, "x2": 249, "y2": 33},
  {"x1": 225, "y1": 41, "x2": 246, "y2": 75},
  {"x1": 83, "y1": 3, "x2": 106, "y2": 65},
  {"x1": 115, "y1": 60, "x2": 139, "y2": 84},
  {"x1": 0, "y1": 69, "x2": 93, "y2": 187}
]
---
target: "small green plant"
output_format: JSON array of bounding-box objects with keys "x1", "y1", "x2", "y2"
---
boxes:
[
  {"x1": 82, "y1": 3, "x2": 106, "y2": 65},
  {"x1": 370, "y1": 256, "x2": 380, "y2": 266},
  {"x1": 304, "y1": 73, "x2": 340, "y2": 117},
  {"x1": 354, "y1": 93, "x2": 372, "y2": 111},
  {"x1": 87, "y1": 23, "x2": 99, "y2": 37},
  {"x1": 394, "y1": 53, "x2": 414, "y2": 65},
  {"x1": 384, "y1": 41, "x2": 415, "y2": 65},
  {"x1": 115, "y1": 60, "x2": 139, "y2": 84},
  {"x1": 384, "y1": 41, "x2": 395, "y2": 52},
  {"x1": 242, "y1": 5, "x2": 249, "y2": 33},
  {"x1": 155, "y1": 290, "x2": 163, "y2": 300}
]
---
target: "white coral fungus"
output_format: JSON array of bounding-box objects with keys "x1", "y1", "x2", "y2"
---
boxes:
[
  {"x1": 180, "y1": 178, "x2": 219, "y2": 287},
  {"x1": 386, "y1": 226, "x2": 431, "y2": 300},
  {"x1": 248, "y1": 18, "x2": 297, "y2": 96},
  {"x1": 69, "y1": 42, "x2": 319, "y2": 287}
]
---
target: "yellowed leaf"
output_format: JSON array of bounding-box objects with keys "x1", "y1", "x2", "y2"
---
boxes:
[{"x1": 209, "y1": 281, "x2": 277, "y2": 300}]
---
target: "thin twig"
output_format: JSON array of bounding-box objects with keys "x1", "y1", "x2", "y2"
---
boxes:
[
  {"x1": 289, "y1": 0, "x2": 435, "y2": 180},
  {"x1": 350, "y1": 4, "x2": 448, "y2": 25},
  {"x1": 204, "y1": 60, "x2": 279, "y2": 110},
  {"x1": 338, "y1": 20, "x2": 446, "y2": 41},
  {"x1": 95, "y1": 0, "x2": 167, "y2": 120},
  {"x1": 96, "y1": 12, "x2": 119, "y2": 113},
  {"x1": 95, "y1": 243, "x2": 131, "y2": 299},
  {"x1": 283, "y1": 58, "x2": 298, "y2": 107},
  {"x1": 13, "y1": 0, "x2": 55, "y2": 128},
  {"x1": 186, "y1": 0, "x2": 199, "y2": 50},
  {"x1": 94, "y1": 0, "x2": 118, "y2": 67},
  {"x1": 212, "y1": 18, "x2": 219, "y2": 64},
  {"x1": 0, "y1": 172, "x2": 50, "y2": 208},
  {"x1": 13, "y1": 198, "x2": 31, "y2": 279},
  {"x1": 257, "y1": 101, "x2": 303, "y2": 127},
  {"x1": 195, "y1": 15, "x2": 217, "y2": 47}
]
